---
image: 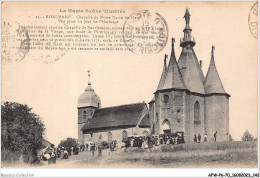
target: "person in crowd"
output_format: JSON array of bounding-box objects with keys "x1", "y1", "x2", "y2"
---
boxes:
[
  {"x1": 181, "y1": 132, "x2": 185, "y2": 144},
  {"x1": 169, "y1": 137, "x2": 174, "y2": 145},
  {"x1": 130, "y1": 138, "x2": 134, "y2": 147},
  {"x1": 113, "y1": 140, "x2": 118, "y2": 151},
  {"x1": 67, "y1": 147, "x2": 72, "y2": 156},
  {"x1": 71, "y1": 147, "x2": 74, "y2": 155},
  {"x1": 73, "y1": 145, "x2": 79, "y2": 155},
  {"x1": 97, "y1": 141, "x2": 102, "y2": 157},
  {"x1": 56, "y1": 148, "x2": 61, "y2": 158},
  {"x1": 198, "y1": 134, "x2": 201, "y2": 143},
  {"x1": 95, "y1": 142, "x2": 98, "y2": 151},
  {"x1": 138, "y1": 138, "x2": 142, "y2": 149},
  {"x1": 156, "y1": 137, "x2": 160, "y2": 146},
  {"x1": 159, "y1": 136, "x2": 163, "y2": 144},
  {"x1": 204, "y1": 134, "x2": 208, "y2": 142},
  {"x1": 166, "y1": 137, "x2": 170, "y2": 145},
  {"x1": 90, "y1": 143, "x2": 95, "y2": 157},
  {"x1": 63, "y1": 148, "x2": 69, "y2": 159},
  {"x1": 47, "y1": 144, "x2": 56, "y2": 165},
  {"x1": 214, "y1": 131, "x2": 217, "y2": 142},
  {"x1": 142, "y1": 139, "x2": 148, "y2": 149},
  {"x1": 193, "y1": 134, "x2": 197, "y2": 143}
]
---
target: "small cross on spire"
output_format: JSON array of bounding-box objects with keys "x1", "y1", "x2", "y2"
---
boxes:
[
  {"x1": 164, "y1": 54, "x2": 168, "y2": 66},
  {"x1": 212, "y1": 45, "x2": 215, "y2": 53},
  {"x1": 172, "y1": 38, "x2": 175, "y2": 46},
  {"x1": 87, "y1": 70, "x2": 91, "y2": 85}
]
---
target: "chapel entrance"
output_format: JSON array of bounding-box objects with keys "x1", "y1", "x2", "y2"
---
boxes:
[{"x1": 162, "y1": 119, "x2": 171, "y2": 134}]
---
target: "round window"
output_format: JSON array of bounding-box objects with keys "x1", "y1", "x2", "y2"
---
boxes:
[{"x1": 162, "y1": 94, "x2": 169, "y2": 103}]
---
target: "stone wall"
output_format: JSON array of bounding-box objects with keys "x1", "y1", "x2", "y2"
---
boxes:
[
  {"x1": 189, "y1": 94, "x2": 205, "y2": 142},
  {"x1": 82, "y1": 127, "x2": 150, "y2": 144},
  {"x1": 148, "y1": 101, "x2": 155, "y2": 134},
  {"x1": 78, "y1": 106, "x2": 96, "y2": 144},
  {"x1": 205, "y1": 95, "x2": 229, "y2": 142},
  {"x1": 155, "y1": 90, "x2": 185, "y2": 134}
]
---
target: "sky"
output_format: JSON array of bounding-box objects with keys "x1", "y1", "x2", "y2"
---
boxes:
[{"x1": 1, "y1": 1, "x2": 258, "y2": 145}]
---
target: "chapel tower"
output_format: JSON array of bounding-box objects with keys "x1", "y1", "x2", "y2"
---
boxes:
[
  {"x1": 77, "y1": 70, "x2": 101, "y2": 144},
  {"x1": 204, "y1": 46, "x2": 230, "y2": 142}
]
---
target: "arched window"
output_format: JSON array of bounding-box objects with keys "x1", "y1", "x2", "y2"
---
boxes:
[
  {"x1": 142, "y1": 131, "x2": 149, "y2": 136},
  {"x1": 162, "y1": 119, "x2": 171, "y2": 134},
  {"x1": 122, "y1": 130, "x2": 128, "y2": 142},
  {"x1": 83, "y1": 111, "x2": 87, "y2": 120},
  {"x1": 107, "y1": 132, "x2": 112, "y2": 143},
  {"x1": 194, "y1": 101, "x2": 200, "y2": 124}
]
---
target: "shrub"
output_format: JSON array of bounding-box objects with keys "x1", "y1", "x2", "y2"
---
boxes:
[
  {"x1": 58, "y1": 137, "x2": 78, "y2": 148},
  {"x1": 242, "y1": 130, "x2": 254, "y2": 141}
]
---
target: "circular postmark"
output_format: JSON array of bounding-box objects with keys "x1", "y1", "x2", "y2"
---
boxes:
[
  {"x1": 25, "y1": 15, "x2": 68, "y2": 64},
  {"x1": 1, "y1": 21, "x2": 30, "y2": 66},
  {"x1": 248, "y1": 2, "x2": 258, "y2": 39},
  {"x1": 123, "y1": 10, "x2": 168, "y2": 55}
]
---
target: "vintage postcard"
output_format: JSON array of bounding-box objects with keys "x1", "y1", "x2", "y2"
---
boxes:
[{"x1": 1, "y1": 1, "x2": 258, "y2": 173}]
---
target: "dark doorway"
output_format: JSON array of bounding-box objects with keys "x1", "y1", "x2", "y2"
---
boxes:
[{"x1": 163, "y1": 129, "x2": 171, "y2": 134}]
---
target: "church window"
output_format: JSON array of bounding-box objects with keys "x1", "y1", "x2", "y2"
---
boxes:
[
  {"x1": 83, "y1": 110, "x2": 87, "y2": 120},
  {"x1": 162, "y1": 94, "x2": 169, "y2": 103},
  {"x1": 107, "y1": 132, "x2": 112, "y2": 143},
  {"x1": 156, "y1": 112, "x2": 158, "y2": 124},
  {"x1": 122, "y1": 130, "x2": 128, "y2": 142},
  {"x1": 98, "y1": 103, "x2": 100, "y2": 108},
  {"x1": 194, "y1": 101, "x2": 200, "y2": 124},
  {"x1": 90, "y1": 133, "x2": 93, "y2": 137}
]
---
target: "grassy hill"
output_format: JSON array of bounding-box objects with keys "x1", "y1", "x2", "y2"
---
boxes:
[{"x1": 3, "y1": 141, "x2": 258, "y2": 168}]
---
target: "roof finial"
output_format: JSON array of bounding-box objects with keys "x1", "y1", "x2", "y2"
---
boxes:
[
  {"x1": 210, "y1": 45, "x2": 216, "y2": 66},
  {"x1": 87, "y1": 70, "x2": 91, "y2": 85},
  {"x1": 211, "y1": 45, "x2": 215, "y2": 53},
  {"x1": 164, "y1": 54, "x2": 168, "y2": 66},
  {"x1": 184, "y1": 8, "x2": 190, "y2": 24},
  {"x1": 172, "y1": 37, "x2": 175, "y2": 46}
]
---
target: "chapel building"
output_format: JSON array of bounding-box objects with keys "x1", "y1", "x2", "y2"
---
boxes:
[
  {"x1": 148, "y1": 9, "x2": 230, "y2": 142},
  {"x1": 77, "y1": 72, "x2": 150, "y2": 145}
]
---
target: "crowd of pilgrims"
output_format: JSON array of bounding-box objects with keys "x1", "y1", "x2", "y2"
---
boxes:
[{"x1": 40, "y1": 131, "x2": 211, "y2": 164}]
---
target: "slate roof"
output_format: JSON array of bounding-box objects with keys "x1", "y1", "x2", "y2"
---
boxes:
[
  {"x1": 81, "y1": 103, "x2": 146, "y2": 131},
  {"x1": 156, "y1": 54, "x2": 168, "y2": 91},
  {"x1": 204, "y1": 46, "x2": 226, "y2": 94},
  {"x1": 178, "y1": 46, "x2": 205, "y2": 94},
  {"x1": 139, "y1": 114, "x2": 150, "y2": 128},
  {"x1": 162, "y1": 40, "x2": 187, "y2": 90}
]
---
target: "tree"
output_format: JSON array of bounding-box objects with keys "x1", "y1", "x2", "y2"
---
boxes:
[
  {"x1": 242, "y1": 130, "x2": 254, "y2": 141},
  {"x1": 1, "y1": 102, "x2": 45, "y2": 163},
  {"x1": 58, "y1": 137, "x2": 78, "y2": 149}
]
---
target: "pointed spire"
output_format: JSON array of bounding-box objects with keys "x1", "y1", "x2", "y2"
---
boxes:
[
  {"x1": 156, "y1": 54, "x2": 168, "y2": 90},
  {"x1": 210, "y1": 45, "x2": 216, "y2": 66},
  {"x1": 162, "y1": 37, "x2": 187, "y2": 90},
  {"x1": 204, "y1": 46, "x2": 226, "y2": 94}
]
